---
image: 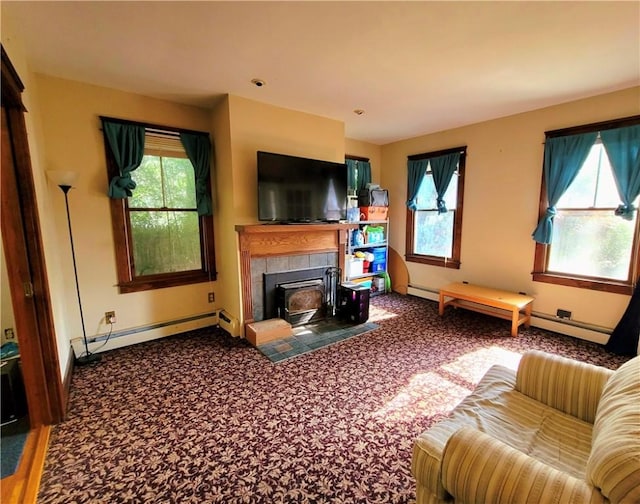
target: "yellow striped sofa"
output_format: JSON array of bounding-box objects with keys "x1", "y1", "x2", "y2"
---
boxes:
[{"x1": 412, "y1": 350, "x2": 640, "y2": 503}]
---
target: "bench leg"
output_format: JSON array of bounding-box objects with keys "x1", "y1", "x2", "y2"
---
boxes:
[
  {"x1": 511, "y1": 309, "x2": 519, "y2": 337},
  {"x1": 439, "y1": 291, "x2": 445, "y2": 316},
  {"x1": 524, "y1": 302, "x2": 532, "y2": 328}
]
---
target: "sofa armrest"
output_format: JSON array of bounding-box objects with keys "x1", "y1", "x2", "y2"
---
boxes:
[
  {"x1": 515, "y1": 350, "x2": 613, "y2": 424},
  {"x1": 442, "y1": 427, "x2": 605, "y2": 504}
]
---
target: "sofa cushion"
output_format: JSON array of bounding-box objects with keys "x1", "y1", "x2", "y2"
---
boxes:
[
  {"x1": 587, "y1": 356, "x2": 640, "y2": 503},
  {"x1": 516, "y1": 350, "x2": 613, "y2": 424}
]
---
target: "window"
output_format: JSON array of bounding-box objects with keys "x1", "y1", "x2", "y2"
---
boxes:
[
  {"x1": 345, "y1": 155, "x2": 371, "y2": 194},
  {"x1": 533, "y1": 117, "x2": 640, "y2": 294},
  {"x1": 104, "y1": 122, "x2": 216, "y2": 293},
  {"x1": 406, "y1": 147, "x2": 466, "y2": 268}
]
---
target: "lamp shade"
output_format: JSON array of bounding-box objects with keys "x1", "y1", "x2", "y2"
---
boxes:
[{"x1": 47, "y1": 170, "x2": 79, "y2": 187}]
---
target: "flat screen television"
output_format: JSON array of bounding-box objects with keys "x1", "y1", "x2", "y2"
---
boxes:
[{"x1": 257, "y1": 151, "x2": 348, "y2": 223}]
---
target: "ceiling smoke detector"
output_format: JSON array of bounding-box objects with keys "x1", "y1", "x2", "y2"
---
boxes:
[{"x1": 251, "y1": 78, "x2": 266, "y2": 87}]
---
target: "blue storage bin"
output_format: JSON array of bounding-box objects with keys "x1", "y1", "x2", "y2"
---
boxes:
[
  {"x1": 371, "y1": 247, "x2": 386, "y2": 272},
  {"x1": 372, "y1": 261, "x2": 386, "y2": 273},
  {"x1": 372, "y1": 247, "x2": 386, "y2": 259}
]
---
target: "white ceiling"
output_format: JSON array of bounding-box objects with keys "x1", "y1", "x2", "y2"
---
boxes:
[{"x1": 2, "y1": 1, "x2": 639, "y2": 145}]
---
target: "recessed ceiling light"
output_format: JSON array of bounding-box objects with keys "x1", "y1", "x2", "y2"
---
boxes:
[
  {"x1": 251, "y1": 78, "x2": 266, "y2": 87},
  {"x1": 353, "y1": 109, "x2": 365, "y2": 116}
]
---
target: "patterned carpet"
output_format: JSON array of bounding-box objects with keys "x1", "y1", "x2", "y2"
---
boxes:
[{"x1": 38, "y1": 294, "x2": 629, "y2": 503}]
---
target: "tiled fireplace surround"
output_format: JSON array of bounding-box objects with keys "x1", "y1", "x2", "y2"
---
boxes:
[
  {"x1": 251, "y1": 253, "x2": 338, "y2": 321},
  {"x1": 236, "y1": 223, "x2": 354, "y2": 329}
]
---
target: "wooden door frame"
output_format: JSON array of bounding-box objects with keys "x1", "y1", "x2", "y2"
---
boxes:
[{"x1": 2, "y1": 45, "x2": 66, "y2": 425}]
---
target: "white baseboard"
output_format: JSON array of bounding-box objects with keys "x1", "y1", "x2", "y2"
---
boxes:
[
  {"x1": 71, "y1": 312, "x2": 219, "y2": 357},
  {"x1": 406, "y1": 284, "x2": 611, "y2": 345},
  {"x1": 529, "y1": 316, "x2": 609, "y2": 345},
  {"x1": 407, "y1": 285, "x2": 439, "y2": 302}
]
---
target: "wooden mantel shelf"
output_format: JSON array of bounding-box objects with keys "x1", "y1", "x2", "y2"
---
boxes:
[
  {"x1": 236, "y1": 223, "x2": 356, "y2": 258},
  {"x1": 236, "y1": 222, "x2": 356, "y2": 233},
  {"x1": 236, "y1": 222, "x2": 357, "y2": 329}
]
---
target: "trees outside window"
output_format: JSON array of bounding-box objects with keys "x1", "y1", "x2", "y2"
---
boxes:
[
  {"x1": 105, "y1": 126, "x2": 215, "y2": 293},
  {"x1": 533, "y1": 117, "x2": 640, "y2": 294},
  {"x1": 129, "y1": 154, "x2": 202, "y2": 277}
]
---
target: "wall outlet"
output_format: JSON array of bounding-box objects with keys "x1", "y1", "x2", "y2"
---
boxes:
[
  {"x1": 4, "y1": 328, "x2": 15, "y2": 340},
  {"x1": 208, "y1": 292, "x2": 215, "y2": 303},
  {"x1": 105, "y1": 311, "x2": 116, "y2": 324},
  {"x1": 556, "y1": 309, "x2": 572, "y2": 320}
]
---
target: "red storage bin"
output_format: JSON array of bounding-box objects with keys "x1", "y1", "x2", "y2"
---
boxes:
[{"x1": 359, "y1": 206, "x2": 388, "y2": 221}]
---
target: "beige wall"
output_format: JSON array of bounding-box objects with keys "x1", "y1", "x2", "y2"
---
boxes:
[
  {"x1": 1, "y1": 19, "x2": 73, "y2": 375},
  {"x1": 381, "y1": 86, "x2": 640, "y2": 332},
  {"x1": 213, "y1": 97, "x2": 383, "y2": 324},
  {"x1": 219, "y1": 95, "x2": 346, "y2": 322},
  {"x1": 34, "y1": 75, "x2": 219, "y2": 349},
  {"x1": 210, "y1": 96, "x2": 238, "y2": 321},
  {"x1": 228, "y1": 95, "x2": 345, "y2": 225},
  {"x1": 345, "y1": 138, "x2": 382, "y2": 185}
]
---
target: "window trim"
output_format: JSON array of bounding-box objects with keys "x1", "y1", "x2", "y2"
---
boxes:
[
  {"x1": 102, "y1": 119, "x2": 216, "y2": 294},
  {"x1": 345, "y1": 154, "x2": 369, "y2": 162},
  {"x1": 532, "y1": 115, "x2": 640, "y2": 295},
  {"x1": 405, "y1": 146, "x2": 466, "y2": 268}
]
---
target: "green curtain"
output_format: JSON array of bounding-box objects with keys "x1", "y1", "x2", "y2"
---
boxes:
[
  {"x1": 601, "y1": 124, "x2": 640, "y2": 221},
  {"x1": 532, "y1": 131, "x2": 597, "y2": 244},
  {"x1": 346, "y1": 159, "x2": 358, "y2": 192},
  {"x1": 406, "y1": 159, "x2": 428, "y2": 210},
  {"x1": 430, "y1": 152, "x2": 460, "y2": 214},
  {"x1": 180, "y1": 132, "x2": 213, "y2": 216},
  {"x1": 102, "y1": 119, "x2": 145, "y2": 198},
  {"x1": 358, "y1": 161, "x2": 372, "y2": 191}
]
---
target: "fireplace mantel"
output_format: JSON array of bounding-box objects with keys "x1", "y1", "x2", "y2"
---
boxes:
[{"x1": 236, "y1": 223, "x2": 356, "y2": 329}]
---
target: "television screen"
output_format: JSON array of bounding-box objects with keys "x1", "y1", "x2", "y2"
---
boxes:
[{"x1": 257, "y1": 151, "x2": 347, "y2": 223}]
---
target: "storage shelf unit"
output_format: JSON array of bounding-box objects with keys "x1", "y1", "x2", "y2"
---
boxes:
[
  {"x1": 345, "y1": 220, "x2": 389, "y2": 296},
  {"x1": 350, "y1": 241, "x2": 388, "y2": 251}
]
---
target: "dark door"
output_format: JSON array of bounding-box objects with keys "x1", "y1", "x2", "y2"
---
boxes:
[{"x1": 1, "y1": 46, "x2": 65, "y2": 426}]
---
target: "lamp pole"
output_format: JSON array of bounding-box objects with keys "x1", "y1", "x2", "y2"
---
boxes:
[{"x1": 59, "y1": 184, "x2": 101, "y2": 365}]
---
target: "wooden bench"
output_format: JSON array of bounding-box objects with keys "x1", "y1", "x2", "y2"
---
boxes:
[{"x1": 439, "y1": 282, "x2": 534, "y2": 337}]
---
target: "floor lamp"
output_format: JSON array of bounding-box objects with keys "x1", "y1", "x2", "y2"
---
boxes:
[{"x1": 48, "y1": 171, "x2": 101, "y2": 366}]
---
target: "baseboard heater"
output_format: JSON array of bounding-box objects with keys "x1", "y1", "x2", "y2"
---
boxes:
[
  {"x1": 218, "y1": 310, "x2": 240, "y2": 337},
  {"x1": 72, "y1": 312, "x2": 218, "y2": 356},
  {"x1": 407, "y1": 283, "x2": 611, "y2": 345}
]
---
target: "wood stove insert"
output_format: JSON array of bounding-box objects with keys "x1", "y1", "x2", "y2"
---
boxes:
[{"x1": 276, "y1": 279, "x2": 325, "y2": 326}]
